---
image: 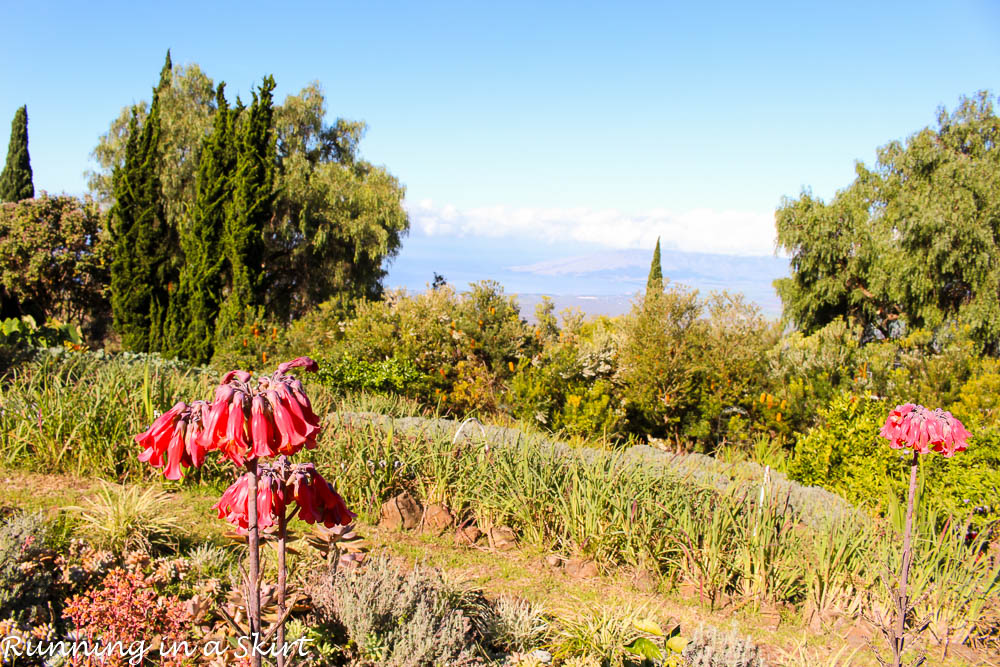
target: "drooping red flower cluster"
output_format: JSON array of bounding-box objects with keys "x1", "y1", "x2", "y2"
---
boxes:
[
  {"x1": 287, "y1": 463, "x2": 353, "y2": 527},
  {"x1": 879, "y1": 403, "x2": 971, "y2": 457},
  {"x1": 212, "y1": 463, "x2": 353, "y2": 533},
  {"x1": 136, "y1": 401, "x2": 210, "y2": 480},
  {"x1": 213, "y1": 469, "x2": 283, "y2": 532},
  {"x1": 135, "y1": 357, "x2": 322, "y2": 478}
]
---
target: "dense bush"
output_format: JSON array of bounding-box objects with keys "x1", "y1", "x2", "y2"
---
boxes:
[
  {"x1": 508, "y1": 316, "x2": 624, "y2": 438},
  {"x1": 316, "y1": 355, "x2": 422, "y2": 394},
  {"x1": 292, "y1": 281, "x2": 538, "y2": 412},
  {"x1": 0, "y1": 316, "x2": 84, "y2": 374},
  {"x1": 0, "y1": 511, "x2": 58, "y2": 623},
  {"x1": 617, "y1": 285, "x2": 704, "y2": 439},
  {"x1": 789, "y1": 391, "x2": 1000, "y2": 527},
  {"x1": 63, "y1": 567, "x2": 192, "y2": 666},
  {"x1": 307, "y1": 555, "x2": 479, "y2": 666},
  {"x1": 0, "y1": 195, "x2": 110, "y2": 339},
  {"x1": 690, "y1": 293, "x2": 778, "y2": 445}
]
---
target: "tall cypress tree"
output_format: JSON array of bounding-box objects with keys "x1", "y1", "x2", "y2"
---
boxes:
[
  {"x1": 110, "y1": 55, "x2": 174, "y2": 352},
  {"x1": 646, "y1": 236, "x2": 663, "y2": 292},
  {"x1": 166, "y1": 83, "x2": 234, "y2": 363},
  {"x1": 215, "y1": 76, "x2": 276, "y2": 346},
  {"x1": 159, "y1": 50, "x2": 173, "y2": 90},
  {"x1": 0, "y1": 106, "x2": 34, "y2": 203}
]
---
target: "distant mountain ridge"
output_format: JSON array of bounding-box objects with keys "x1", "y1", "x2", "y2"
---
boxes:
[{"x1": 385, "y1": 234, "x2": 788, "y2": 318}]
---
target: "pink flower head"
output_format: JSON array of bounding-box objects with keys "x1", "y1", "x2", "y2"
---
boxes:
[
  {"x1": 288, "y1": 464, "x2": 354, "y2": 527},
  {"x1": 212, "y1": 470, "x2": 283, "y2": 533},
  {"x1": 879, "y1": 403, "x2": 971, "y2": 457},
  {"x1": 136, "y1": 400, "x2": 212, "y2": 480},
  {"x1": 277, "y1": 357, "x2": 319, "y2": 376},
  {"x1": 221, "y1": 369, "x2": 253, "y2": 385},
  {"x1": 198, "y1": 385, "x2": 235, "y2": 450},
  {"x1": 288, "y1": 378, "x2": 321, "y2": 427}
]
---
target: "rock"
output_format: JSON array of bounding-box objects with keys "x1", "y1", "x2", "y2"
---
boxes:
[
  {"x1": 380, "y1": 491, "x2": 423, "y2": 531},
  {"x1": 564, "y1": 557, "x2": 599, "y2": 579},
  {"x1": 489, "y1": 525, "x2": 518, "y2": 550},
  {"x1": 422, "y1": 502, "x2": 454, "y2": 535},
  {"x1": 531, "y1": 649, "x2": 553, "y2": 664},
  {"x1": 455, "y1": 522, "x2": 482, "y2": 545},
  {"x1": 545, "y1": 554, "x2": 563, "y2": 568},
  {"x1": 630, "y1": 567, "x2": 659, "y2": 593}
]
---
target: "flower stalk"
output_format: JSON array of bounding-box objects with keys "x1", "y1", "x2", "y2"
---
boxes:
[
  {"x1": 892, "y1": 449, "x2": 919, "y2": 667},
  {"x1": 245, "y1": 460, "x2": 262, "y2": 667},
  {"x1": 878, "y1": 403, "x2": 970, "y2": 667},
  {"x1": 134, "y1": 357, "x2": 353, "y2": 665}
]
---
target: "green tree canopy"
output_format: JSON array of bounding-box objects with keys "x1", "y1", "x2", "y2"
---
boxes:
[
  {"x1": 0, "y1": 106, "x2": 34, "y2": 203},
  {"x1": 619, "y1": 283, "x2": 705, "y2": 437},
  {"x1": 0, "y1": 195, "x2": 109, "y2": 334},
  {"x1": 88, "y1": 62, "x2": 409, "y2": 323},
  {"x1": 775, "y1": 91, "x2": 1000, "y2": 352}
]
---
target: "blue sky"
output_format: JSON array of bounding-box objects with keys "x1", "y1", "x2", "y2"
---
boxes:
[{"x1": 2, "y1": 1, "x2": 998, "y2": 306}]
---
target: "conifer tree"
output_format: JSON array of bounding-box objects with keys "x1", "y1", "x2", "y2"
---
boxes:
[
  {"x1": 646, "y1": 236, "x2": 663, "y2": 292},
  {"x1": 159, "y1": 49, "x2": 172, "y2": 90},
  {"x1": 215, "y1": 76, "x2": 276, "y2": 346},
  {"x1": 110, "y1": 53, "x2": 174, "y2": 352},
  {"x1": 0, "y1": 106, "x2": 34, "y2": 203},
  {"x1": 166, "y1": 83, "x2": 234, "y2": 363}
]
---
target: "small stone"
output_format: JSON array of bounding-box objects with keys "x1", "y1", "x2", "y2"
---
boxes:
[
  {"x1": 380, "y1": 491, "x2": 423, "y2": 531},
  {"x1": 545, "y1": 554, "x2": 563, "y2": 568},
  {"x1": 565, "y1": 557, "x2": 599, "y2": 579},
  {"x1": 455, "y1": 523, "x2": 482, "y2": 545},
  {"x1": 422, "y1": 502, "x2": 454, "y2": 535},
  {"x1": 489, "y1": 525, "x2": 518, "y2": 550},
  {"x1": 531, "y1": 649, "x2": 553, "y2": 664}
]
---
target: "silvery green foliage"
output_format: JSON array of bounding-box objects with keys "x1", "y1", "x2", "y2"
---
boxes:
[
  {"x1": 334, "y1": 412, "x2": 857, "y2": 526},
  {"x1": 0, "y1": 511, "x2": 56, "y2": 622},
  {"x1": 483, "y1": 595, "x2": 549, "y2": 653},
  {"x1": 185, "y1": 544, "x2": 233, "y2": 579},
  {"x1": 682, "y1": 624, "x2": 766, "y2": 667},
  {"x1": 307, "y1": 555, "x2": 478, "y2": 667}
]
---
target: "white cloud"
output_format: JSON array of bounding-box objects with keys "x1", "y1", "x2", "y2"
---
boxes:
[{"x1": 405, "y1": 200, "x2": 778, "y2": 256}]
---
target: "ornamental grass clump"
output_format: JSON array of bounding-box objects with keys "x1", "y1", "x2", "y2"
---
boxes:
[
  {"x1": 133, "y1": 356, "x2": 353, "y2": 667},
  {"x1": 877, "y1": 403, "x2": 971, "y2": 667}
]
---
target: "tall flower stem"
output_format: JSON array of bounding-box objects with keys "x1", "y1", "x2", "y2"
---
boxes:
[
  {"x1": 276, "y1": 459, "x2": 289, "y2": 667},
  {"x1": 246, "y1": 460, "x2": 262, "y2": 667},
  {"x1": 894, "y1": 449, "x2": 920, "y2": 667}
]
